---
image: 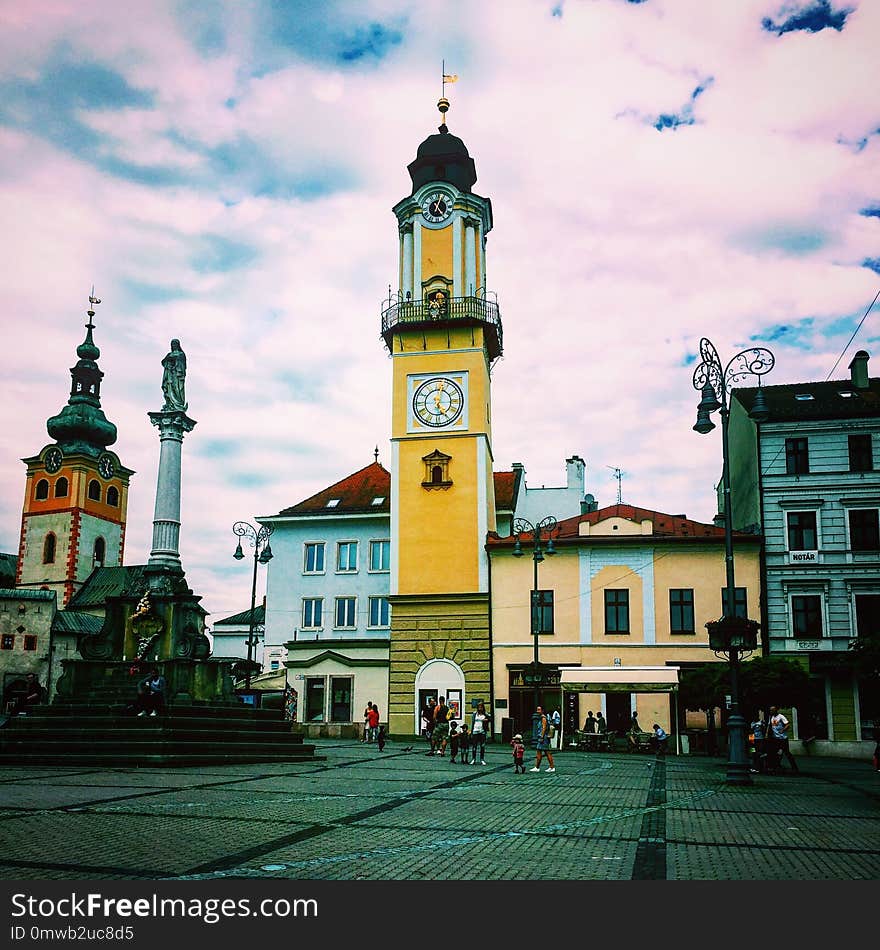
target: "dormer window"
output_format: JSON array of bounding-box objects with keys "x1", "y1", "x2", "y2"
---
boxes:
[
  {"x1": 326, "y1": 499, "x2": 340, "y2": 508},
  {"x1": 838, "y1": 391, "x2": 856, "y2": 398},
  {"x1": 372, "y1": 497, "x2": 385, "y2": 506},
  {"x1": 794, "y1": 394, "x2": 814, "y2": 401}
]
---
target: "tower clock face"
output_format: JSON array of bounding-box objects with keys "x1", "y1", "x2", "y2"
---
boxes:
[
  {"x1": 412, "y1": 377, "x2": 464, "y2": 427},
  {"x1": 45, "y1": 447, "x2": 62, "y2": 474},
  {"x1": 421, "y1": 191, "x2": 452, "y2": 224},
  {"x1": 98, "y1": 454, "x2": 115, "y2": 479}
]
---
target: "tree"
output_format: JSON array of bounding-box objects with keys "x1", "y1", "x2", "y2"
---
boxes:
[
  {"x1": 737, "y1": 655, "x2": 810, "y2": 723},
  {"x1": 679, "y1": 663, "x2": 726, "y2": 755}
]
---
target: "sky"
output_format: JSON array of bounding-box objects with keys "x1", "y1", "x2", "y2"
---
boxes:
[{"x1": 0, "y1": 0, "x2": 878, "y2": 625}]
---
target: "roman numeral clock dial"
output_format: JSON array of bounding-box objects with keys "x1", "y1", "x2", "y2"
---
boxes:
[
  {"x1": 421, "y1": 191, "x2": 452, "y2": 224},
  {"x1": 413, "y1": 377, "x2": 464, "y2": 427}
]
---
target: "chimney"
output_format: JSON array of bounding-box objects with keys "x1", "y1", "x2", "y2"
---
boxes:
[
  {"x1": 566, "y1": 455, "x2": 585, "y2": 492},
  {"x1": 849, "y1": 350, "x2": 870, "y2": 390}
]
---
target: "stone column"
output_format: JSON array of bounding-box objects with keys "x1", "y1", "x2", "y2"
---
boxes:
[
  {"x1": 146, "y1": 409, "x2": 196, "y2": 578},
  {"x1": 401, "y1": 223, "x2": 414, "y2": 299},
  {"x1": 464, "y1": 217, "x2": 477, "y2": 297}
]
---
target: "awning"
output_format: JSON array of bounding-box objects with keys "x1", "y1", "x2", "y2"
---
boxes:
[{"x1": 559, "y1": 666, "x2": 679, "y2": 693}]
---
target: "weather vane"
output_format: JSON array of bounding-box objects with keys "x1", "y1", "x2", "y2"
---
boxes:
[
  {"x1": 87, "y1": 285, "x2": 101, "y2": 321},
  {"x1": 441, "y1": 60, "x2": 458, "y2": 98}
]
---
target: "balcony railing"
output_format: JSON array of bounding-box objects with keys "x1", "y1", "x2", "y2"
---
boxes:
[{"x1": 381, "y1": 294, "x2": 503, "y2": 362}]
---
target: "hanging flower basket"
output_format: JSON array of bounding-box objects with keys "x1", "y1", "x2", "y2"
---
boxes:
[{"x1": 706, "y1": 615, "x2": 760, "y2": 653}]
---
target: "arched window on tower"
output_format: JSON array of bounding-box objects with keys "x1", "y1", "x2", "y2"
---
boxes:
[
  {"x1": 35, "y1": 479, "x2": 49, "y2": 500},
  {"x1": 432, "y1": 465, "x2": 444, "y2": 485},
  {"x1": 43, "y1": 533, "x2": 56, "y2": 564},
  {"x1": 88, "y1": 479, "x2": 101, "y2": 502},
  {"x1": 106, "y1": 486, "x2": 119, "y2": 507},
  {"x1": 54, "y1": 477, "x2": 69, "y2": 498},
  {"x1": 93, "y1": 537, "x2": 106, "y2": 568}
]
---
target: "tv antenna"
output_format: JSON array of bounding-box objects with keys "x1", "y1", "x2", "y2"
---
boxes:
[{"x1": 607, "y1": 466, "x2": 624, "y2": 504}]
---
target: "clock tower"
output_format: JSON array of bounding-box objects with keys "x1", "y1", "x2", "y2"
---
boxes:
[
  {"x1": 17, "y1": 296, "x2": 133, "y2": 606},
  {"x1": 382, "y1": 98, "x2": 502, "y2": 734}
]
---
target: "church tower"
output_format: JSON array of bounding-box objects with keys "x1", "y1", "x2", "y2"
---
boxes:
[
  {"x1": 17, "y1": 296, "x2": 133, "y2": 606},
  {"x1": 382, "y1": 97, "x2": 502, "y2": 734}
]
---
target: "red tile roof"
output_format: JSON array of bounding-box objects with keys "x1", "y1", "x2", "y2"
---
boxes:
[
  {"x1": 488, "y1": 504, "x2": 756, "y2": 545},
  {"x1": 275, "y1": 462, "x2": 390, "y2": 516},
  {"x1": 493, "y1": 471, "x2": 518, "y2": 511}
]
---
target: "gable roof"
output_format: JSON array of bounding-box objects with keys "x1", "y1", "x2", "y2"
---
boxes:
[
  {"x1": 0, "y1": 553, "x2": 17, "y2": 587},
  {"x1": 488, "y1": 503, "x2": 757, "y2": 547},
  {"x1": 493, "y1": 470, "x2": 519, "y2": 512},
  {"x1": 67, "y1": 565, "x2": 148, "y2": 608},
  {"x1": 732, "y1": 377, "x2": 880, "y2": 422},
  {"x1": 272, "y1": 462, "x2": 391, "y2": 517},
  {"x1": 214, "y1": 603, "x2": 265, "y2": 627},
  {"x1": 52, "y1": 610, "x2": 104, "y2": 636}
]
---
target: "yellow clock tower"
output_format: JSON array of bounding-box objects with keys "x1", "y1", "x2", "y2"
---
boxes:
[{"x1": 382, "y1": 98, "x2": 502, "y2": 734}]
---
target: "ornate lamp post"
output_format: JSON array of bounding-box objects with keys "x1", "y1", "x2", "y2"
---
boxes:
[
  {"x1": 692, "y1": 337, "x2": 774, "y2": 785},
  {"x1": 232, "y1": 521, "x2": 274, "y2": 692},
  {"x1": 512, "y1": 516, "x2": 558, "y2": 716}
]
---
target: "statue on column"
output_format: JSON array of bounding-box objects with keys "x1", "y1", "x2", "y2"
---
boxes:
[{"x1": 161, "y1": 339, "x2": 188, "y2": 412}]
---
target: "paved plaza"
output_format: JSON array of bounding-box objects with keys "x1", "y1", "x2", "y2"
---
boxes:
[{"x1": 0, "y1": 740, "x2": 878, "y2": 881}]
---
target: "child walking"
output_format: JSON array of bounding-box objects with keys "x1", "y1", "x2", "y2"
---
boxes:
[
  {"x1": 458, "y1": 723, "x2": 470, "y2": 765},
  {"x1": 447, "y1": 721, "x2": 460, "y2": 762},
  {"x1": 377, "y1": 725, "x2": 386, "y2": 752},
  {"x1": 511, "y1": 733, "x2": 526, "y2": 773}
]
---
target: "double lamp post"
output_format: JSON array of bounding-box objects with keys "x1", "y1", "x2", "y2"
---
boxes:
[
  {"x1": 512, "y1": 516, "x2": 558, "y2": 717},
  {"x1": 232, "y1": 520, "x2": 274, "y2": 692},
  {"x1": 691, "y1": 337, "x2": 773, "y2": 785}
]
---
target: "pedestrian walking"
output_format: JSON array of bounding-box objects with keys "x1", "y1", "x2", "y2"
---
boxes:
[
  {"x1": 422, "y1": 697, "x2": 436, "y2": 754},
  {"x1": 432, "y1": 695, "x2": 450, "y2": 755},
  {"x1": 511, "y1": 733, "x2": 526, "y2": 773},
  {"x1": 458, "y1": 723, "x2": 470, "y2": 765},
  {"x1": 367, "y1": 702, "x2": 380, "y2": 743},
  {"x1": 448, "y1": 720, "x2": 460, "y2": 762},
  {"x1": 768, "y1": 705, "x2": 799, "y2": 773},
  {"x1": 750, "y1": 715, "x2": 767, "y2": 774},
  {"x1": 626, "y1": 711, "x2": 642, "y2": 752},
  {"x1": 529, "y1": 705, "x2": 556, "y2": 773},
  {"x1": 470, "y1": 701, "x2": 490, "y2": 764},
  {"x1": 652, "y1": 723, "x2": 668, "y2": 756},
  {"x1": 376, "y1": 725, "x2": 386, "y2": 752},
  {"x1": 363, "y1": 702, "x2": 371, "y2": 742}
]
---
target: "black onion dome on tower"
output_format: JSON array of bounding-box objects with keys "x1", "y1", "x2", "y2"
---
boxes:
[
  {"x1": 407, "y1": 97, "x2": 477, "y2": 194},
  {"x1": 46, "y1": 301, "x2": 117, "y2": 455}
]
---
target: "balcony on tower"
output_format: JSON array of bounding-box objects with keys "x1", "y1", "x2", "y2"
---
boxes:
[{"x1": 380, "y1": 288, "x2": 503, "y2": 363}]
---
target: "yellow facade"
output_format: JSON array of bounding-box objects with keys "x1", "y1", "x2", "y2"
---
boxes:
[{"x1": 489, "y1": 513, "x2": 762, "y2": 739}]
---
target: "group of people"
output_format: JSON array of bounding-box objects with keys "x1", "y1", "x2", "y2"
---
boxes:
[
  {"x1": 750, "y1": 706, "x2": 799, "y2": 774},
  {"x1": 362, "y1": 701, "x2": 386, "y2": 750},
  {"x1": 421, "y1": 696, "x2": 491, "y2": 765},
  {"x1": 132, "y1": 668, "x2": 166, "y2": 717}
]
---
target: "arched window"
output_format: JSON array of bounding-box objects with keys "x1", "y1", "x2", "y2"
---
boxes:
[
  {"x1": 43, "y1": 533, "x2": 56, "y2": 564},
  {"x1": 88, "y1": 479, "x2": 101, "y2": 501},
  {"x1": 432, "y1": 465, "x2": 444, "y2": 484},
  {"x1": 54, "y1": 477, "x2": 69, "y2": 498},
  {"x1": 106, "y1": 486, "x2": 119, "y2": 506},
  {"x1": 93, "y1": 537, "x2": 106, "y2": 567},
  {"x1": 35, "y1": 479, "x2": 49, "y2": 500}
]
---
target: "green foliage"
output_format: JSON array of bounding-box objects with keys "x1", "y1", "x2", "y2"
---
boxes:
[
  {"x1": 738, "y1": 655, "x2": 810, "y2": 720},
  {"x1": 847, "y1": 630, "x2": 880, "y2": 682},
  {"x1": 679, "y1": 663, "x2": 725, "y2": 712}
]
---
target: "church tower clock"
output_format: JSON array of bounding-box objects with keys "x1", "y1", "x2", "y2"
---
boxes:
[
  {"x1": 382, "y1": 97, "x2": 502, "y2": 734},
  {"x1": 17, "y1": 296, "x2": 134, "y2": 606}
]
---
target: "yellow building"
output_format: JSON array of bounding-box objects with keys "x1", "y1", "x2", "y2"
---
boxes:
[
  {"x1": 488, "y1": 504, "x2": 762, "y2": 741},
  {"x1": 382, "y1": 98, "x2": 502, "y2": 734}
]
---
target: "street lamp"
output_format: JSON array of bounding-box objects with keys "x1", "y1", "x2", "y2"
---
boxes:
[
  {"x1": 512, "y1": 516, "x2": 558, "y2": 716},
  {"x1": 692, "y1": 337, "x2": 774, "y2": 786},
  {"x1": 232, "y1": 520, "x2": 274, "y2": 692}
]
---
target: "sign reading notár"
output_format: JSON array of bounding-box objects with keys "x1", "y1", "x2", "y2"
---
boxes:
[{"x1": 788, "y1": 550, "x2": 818, "y2": 564}]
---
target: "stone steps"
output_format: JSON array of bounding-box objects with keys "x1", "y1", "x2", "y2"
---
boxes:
[{"x1": 0, "y1": 704, "x2": 319, "y2": 767}]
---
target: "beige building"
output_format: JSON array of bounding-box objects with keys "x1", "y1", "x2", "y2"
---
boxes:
[{"x1": 488, "y1": 504, "x2": 762, "y2": 742}]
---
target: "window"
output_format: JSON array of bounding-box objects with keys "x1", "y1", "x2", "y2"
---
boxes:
[
  {"x1": 305, "y1": 677, "x2": 325, "y2": 721},
  {"x1": 303, "y1": 542, "x2": 325, "y2": 573},
  {"x1": 35, "y1": 479, "x2": 49, "y2": 500},
  {"x1": 335, "y1": 597, "x2": 356, "y2": 629},
  {"x1": 855, "y1": 594, "x2": 880, "y2": 638},
  {"x1": 87, "y1": 479, "x2": 101, "y2": 501},
  {"x1": 604, "y1": 589, "x2": 629, "y2": 633},
  {"x1": 792, "y1": 595, "x2": 822, "y2": 637},
  {"x1": 93, "y1": 537, "x2": 106, "y2": 567},
  {"x1": 336, "y1": 541, "x2": 358, "y2": 572},
  {"x1": 785, "y1": 438, "x2": 809, "y2": 475},
  {"x1": 669, "y1": 589, "x2": 695, "y2": 633},
  {"x1": 106, "y1": 486, "x2": 119, "y2": 506},
  {"x1": 721, "y1": 587, "x2": 748, "y2": 618},
  {"x1": 849, "y1": 434, "x2": 873, "y2": 472},
  {"x1": 54, "y1": 477, "x2": 68, "y2": 498},
  {"x1": 1, "y1": 635, "x2": 13, "y2": 650},
  {"x1": 301, "y1": 598, "x2": 323, "y2": 629},
  {"x1": 787, "y1": 511, "x2": 818, "y2": 550},
  {"x1": 23, "y1": 635, "x2": 37, "y2": 651},
  {"x1": 325, "y1": 499, "x2": 340, "y2": 508},
  {"x1": 850, "y1": 509, "x2": 880, "y2": 552},
  {"x1": 270, "y1": 660, "x2": 280, "y2": 670},
  {"x1": 330, "y1": 676, "x2": 353, "y2": 723},
  {"x1": 42, "y1": 533, "x2": 56, "y2": 565},
  {"x1": 370, "y1": 539, "x2": 390, "y2": 572},
  {"x1": 368, "y1": 596, "x2": 391, "y2": 628},
  {"x1": 531, "y1": 589, "x2": 554, "y2": 634}
]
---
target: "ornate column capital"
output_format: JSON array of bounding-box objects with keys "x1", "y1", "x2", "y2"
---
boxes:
[{"x1": 148, "y1": 410, "x2": 197, "y2": 440}]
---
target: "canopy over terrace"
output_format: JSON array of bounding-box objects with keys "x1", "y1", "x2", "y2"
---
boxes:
[{"x1": 559, "y1": 667, "x2": 681, "y2": 754}]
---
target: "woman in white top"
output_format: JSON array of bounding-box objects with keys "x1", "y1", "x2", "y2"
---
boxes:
[{"x1": 470, "y1": 701, "x2": 491, "y2": 764}]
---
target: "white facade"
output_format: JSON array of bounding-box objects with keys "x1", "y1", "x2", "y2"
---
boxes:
[{"x1": 511, "y1": 455, "x2": 591, "y2": 525}]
